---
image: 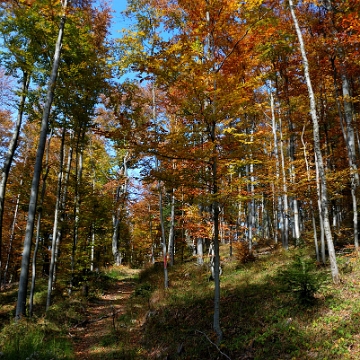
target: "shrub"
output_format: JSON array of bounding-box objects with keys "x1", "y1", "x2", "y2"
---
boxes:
[
  {"x1": 233, "y1": 241, "x2": 256, "y2": 264},
  {"x1": 277, "y1": 254, "x2": 327, "y2": 305}
]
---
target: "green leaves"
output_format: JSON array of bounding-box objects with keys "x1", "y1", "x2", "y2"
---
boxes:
[{"x1": 277, "y1": 253, "x2": 328, "y2": 305}]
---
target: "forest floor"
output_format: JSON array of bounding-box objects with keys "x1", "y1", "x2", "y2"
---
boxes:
[
  {"x1": 69, "y1": 272, "x2": 140, "y2": 360},
  {"x1": 2, "y1": 245, "x2": 360, "y2": 360}
]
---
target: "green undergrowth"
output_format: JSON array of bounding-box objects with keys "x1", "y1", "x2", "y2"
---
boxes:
[
  {"x1": 134, "y1": 246, "x2": 360, "y2": 359},
  {"x1": 1, "y1": 249, "x2": 360, "y2": 359},
  {"x1": 0, "y1": 267, "x2": 138, "y2": 360}
]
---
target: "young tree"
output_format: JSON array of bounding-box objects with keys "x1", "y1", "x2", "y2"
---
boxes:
[{"x1": 16, "y1": 0, "x2": 69, "y2": 318}]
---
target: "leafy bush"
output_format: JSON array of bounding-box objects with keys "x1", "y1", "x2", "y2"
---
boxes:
[
  {"x1": 134, "y1": 282, "x2": 152, "y2": 297},
  {"x1": 233, "y1": 241, "x2": 255, "y2": 264},
  {"x1": 277, "y1": 254, "x2": 327, "y2": 305}
]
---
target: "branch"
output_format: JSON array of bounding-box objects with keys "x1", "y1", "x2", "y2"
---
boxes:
[
  {"x1": 72, "y1": 308, "x2": 123, "y2": 328},
  {"x1": 195, "y1": 330, "x2": 232, "y2": 360},
  {"x1": 215, "y1": 6, "x2": 275, "y2": 73}
]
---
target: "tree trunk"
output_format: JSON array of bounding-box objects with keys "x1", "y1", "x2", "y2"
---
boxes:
[
  {"x1": 158, "y1": 177, "x2": 168, "y2": 288},
  {"x1": 112, "y1": 153, "x2": 128, "y2": 266},
  {"x1": 0, "y1": 72, "x2": 29, "y2": 288},
  {"x1": 332, "y1": 59, "x2": 359, "y2": 250},
  {"x1": 29, "y1": 130, "x2": 52, "y2": 316},
  {"x1": 289, "y1": 0, "x2": 339, "y2": 283},
  {"x1": 70, "y1": 137, "x2": 84, "y2": 294},
  {"x1": 196, "y1": 238, "x2": 204, "y2": 265},
  {"x1": 279, "y1": 115, "x2": 289, "y2": 249},
  {"x1": 29, "y1": 210, "x2": 42, "y2": 317},
  {"x1": 46, "y1": 127, "x2": 66, "y2": 310},
  {"x1": 168, "y1": 187, "x2": 175, "y2": 266},
  {"x1": 53, "y1": 132, "x2": 73, "y2": 284},
  {"x1": 340, "y1": 72, "x2": 358, "y2": 249},
  {"x1": 315, "y1": 153, "x2": 326, "y2": 264},
  {"x1": 16, "y1": 4, "x2": 67, "y2": 317},
  {"x1": 301, "y1": 124, "x2": 320, "y2": 261},
  {"x1": 211, "y1": 124, "x2": 222, "y2": 343},
  {"x1": 270, "y1": 86, "x2": 280, "y2": 244},
  {"x1": 3, "y1": 182, "x2": 22, "y2": 287}
]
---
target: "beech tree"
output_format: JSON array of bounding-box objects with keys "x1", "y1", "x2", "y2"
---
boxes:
[
  {"x1": 288, "y1": 0, "x2": 340, "y2": 283},
  {"x1": 16, "y1": 0, "x2": 68, "y2": 317}
]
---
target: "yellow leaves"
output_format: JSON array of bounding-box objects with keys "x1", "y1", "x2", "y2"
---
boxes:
[{"x1": 238, "y1": 0, "x2": 264, "y2": 11}]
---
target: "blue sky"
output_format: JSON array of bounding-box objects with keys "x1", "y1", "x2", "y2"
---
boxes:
[{"x1": 109, "y1": 1, "x2": 133, "y2": 38}]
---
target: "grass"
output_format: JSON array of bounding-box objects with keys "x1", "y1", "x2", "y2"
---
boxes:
[
  {"x1": 133, "y1": 246, "x2": 360, "y2": 359},
  {"x1": 0, "y1": 318, "x2": 74, "y2": 360},
  {"x1": 1, "y1": 247, "x2": 360, "y2": 359}
]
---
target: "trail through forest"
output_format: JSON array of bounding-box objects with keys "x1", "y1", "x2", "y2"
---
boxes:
[{"x1": 69, "y1": 272, "x2": 141, "y2": 360}]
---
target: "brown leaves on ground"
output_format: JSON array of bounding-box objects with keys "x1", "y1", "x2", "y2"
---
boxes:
[{"x1": 69, "y1": 268, "x2": 142, "y2": 360}]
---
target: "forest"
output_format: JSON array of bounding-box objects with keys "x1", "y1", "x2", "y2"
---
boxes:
[{"x1": 1, "y1": 0, "x2": 360, "y2": 359}]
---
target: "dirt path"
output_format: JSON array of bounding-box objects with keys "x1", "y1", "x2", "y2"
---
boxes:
[{"x1": 69, "y1": 278, "x2": 139, "y2": 360}]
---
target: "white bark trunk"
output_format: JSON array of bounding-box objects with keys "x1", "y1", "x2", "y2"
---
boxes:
[
  {"x1": 289, "y1": 0, "x2": 339, "y2": 283},
  {"x1": 168, "y1": 186, "x2": 175, "y2": 266},
  {"x1": 341, "y1": 73, "x2": 359, "y2": 249},
  {"x1": 279, "y1": 115, "x2": 289, "y2": 249},
  {"x1": 270, "y1": 86, "x2": 280, "y2": 243}
]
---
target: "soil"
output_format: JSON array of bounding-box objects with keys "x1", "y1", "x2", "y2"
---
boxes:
[{"x1": 69, "y1": 277, "x2": 139, "y2": 360}]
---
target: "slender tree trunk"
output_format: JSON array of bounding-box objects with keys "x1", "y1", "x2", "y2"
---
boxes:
[
  {"x1": 29, "y1": 130, "x2": 52, "y2": 316},
  {"x1": 0, "y1": 72, "x2": 29, "y2": 288},
  {"x1": 3, "y1": 181, "x2": 22, "y2": 287},
  {"x1": 151, "y1": 81, "x2": 168, "y2": 288},
  {"x1": 168, "y1": 187, "x2": 175, "y2": 266},
  {"x1": 340, "y1": 73, "x2": 358, "y2": 249},
  {"x1": 196, "y1": 238, "x2": 204, "y2": 265},
  {"x1": 211, "y1": 123, "x2": 222, "y2": 343},
  {"x1": 112, "y1": 203, "x2": 122, "y2": 265},
  {"x1": 332, "y1": 60, "x2": 359, "y2": 250},
  {"x1": 70, "y1": 139, "x2": 83, "y2": 294},
  {"x1": 279, "y1": 115, "x2": 289, "y2": 249},
  {"x1": 90, "y1": 154, "x2": 96, "y2": 271},
  {"x1": 16, "y1": 2, "x2": 67, "y2": 317},
  {"x1": 314, "y1": 154, "x2": 326, "y2": 264},
  {"x1": 301, "y1": 124, "x2": 320, "y2": 261},
  {"x1": 149, "y1": 203, "x2": 155, "y2": 264},
  {"x1": 53, "y1": 132, "x2": 73, "y2": 284},
  {"x1": 158, "y1": 176, "x2": 168, "y2": 288},
  {"x1": 46, "y1": 127, "x2": 66, "y2": 310},
  {"x1": 112, "y1": 153, "x2": 128, "y2": 266},
  {"x1": 289, "y1": 0, "x2": 339, "y2": 283},
  {"x1": 29, "y1": 211, "x2": 42, "y2": 317},
  {"x1": 270, "y1": 86, "x2": 280, "y2": 244}
]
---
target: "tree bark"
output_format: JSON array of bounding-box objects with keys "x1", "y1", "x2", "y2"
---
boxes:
[
  {"x1": 46, "y1": 127, "x2": 66, "y2": 310},
  {"x1": 279, "y1": 114, "x2": 289, "y2": 249},
  {"x1": 270, "y1": 85, "x2": 280, "y2": 244},
  {"x1": 0, "y1": 72, "x2": 29, "y2": 288},
  {"x1": 53, "y1": 132, "x2": 73, "y2": 284},
  {"x1": 331, "y1": 59, "x2": 359, "y2": 250},
  {"x1": 168, "y1": 186, "x2": 175, "y2": 266},
  {"x1": 70, "y1": 134, "x2": 84, "y2": 294},
  {"x1": 112, "y1": 153, "x2": 128, "y2": 266},
  {"x1": 289, "y1": 0, "x2": 339, "y2": 283},
  {"x1": 301, "y1": 124, "x2": 320, "y2": 261},
  {"x1": 3, "y1": 182, "x2": 21, "y2": 286},
  {"x1": 29, "y1": 130, "x2": 52, "y2": 316},
  {"x1": 16, "y1": 2, "x2": 68, "y2": 317}
]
